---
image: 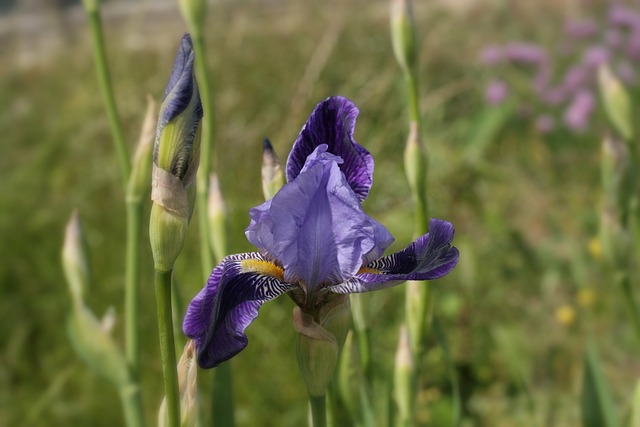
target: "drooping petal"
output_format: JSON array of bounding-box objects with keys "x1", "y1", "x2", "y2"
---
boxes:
[
  {"x1": 183, "y1": 253, "x2": 296, "y2": 368},
  {"x1": 286, "y1": 96, "x2": 374, "y2": 202},
  {"x1": 246, "y1": 145, "x2": 393, "y2": 293},
  {"x1": 325, "y1": 218, "x2": 458, "y2": 294}
]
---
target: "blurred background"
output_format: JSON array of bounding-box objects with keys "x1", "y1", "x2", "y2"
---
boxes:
[{"x1": 2, "y1": 0, "x2": 640, "y2": 425}]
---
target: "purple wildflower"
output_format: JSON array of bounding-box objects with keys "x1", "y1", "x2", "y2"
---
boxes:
[
  {"x1": 582, "y1": 45, "x2": 610, "y2": 69},
  {"x1": 610, "y1": 5, "x2": 640, "y2": 29},
  {"x1": 485, "y1": 80, "x2": 509, "y2": 105},
  {"x1": 183, "y1": 97, "x2": 459, "y2": 368},
  {"x1": 563, "y1": 90, "x2": 595, "y2": 132},
  {"x1": 480, "y1": 45, "x2": 504, "y2": 65},
  {"x1": 616, "y1": 61, "x2": 637, "y2": 84},
  {"x1": 565, "y1": 20, "x2": 599, "y2": 39},
  {"x1": 504, "y1": 42, "x2": 547, "y2": 65}
]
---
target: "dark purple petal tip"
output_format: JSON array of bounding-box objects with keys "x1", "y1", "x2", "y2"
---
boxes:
[
  {"x1": 183, "y1": 253, "x2": 295, "y2": 368},
  {"x1": 286, "y1": 96, "x2": 374, "y2": 202},
  {"x1": 159, "y1": 33, "x2": 203, "y2": 130},
  {"x1": 325, "y1": 218, "x2": 459, "y2": 294}
]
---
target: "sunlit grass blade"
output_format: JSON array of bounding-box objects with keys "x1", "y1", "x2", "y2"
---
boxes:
[{"x1": 581, "y1": 340, "x2": 621, "y2": 427}]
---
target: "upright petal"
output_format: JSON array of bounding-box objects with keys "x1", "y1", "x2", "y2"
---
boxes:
[
  {"x1": 183, "y1": 253, "x2": 296, "y2": 368},
  {"x1": 286, "y1": 96, "x2": 374, "y2": 202},
  {"x1": 247, "y1": 145, "x2": 393, "y2": 294},
  {"x1": 325, "y1": 218, "x2": 459, "y2": 294}
]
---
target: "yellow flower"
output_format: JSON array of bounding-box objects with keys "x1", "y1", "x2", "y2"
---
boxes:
[{"x1": 555, "y1": 305, "x2": 576, "y2": 326}]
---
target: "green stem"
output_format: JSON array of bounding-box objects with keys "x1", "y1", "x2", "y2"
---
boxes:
[
  {"x1": 192, "y1": 32, "x2": 216, "y2": 278},
  {"x1": 155, "y1": 269, "x2": 180, "y2": 427},
  {"x1": 405, "y1": 73, "x2": 422, "y2": 131},
  {"x1": 212, "y1": 363, "x2": 236, "y2": 427},
  {"x1": 119, "y1": 383, "x2": 146, "y2": 427},
  {"x1": 86, "y1": 9, "x2": 131, "y2": 188},
  {"x1": 618, "y1": 272, "x2": 640, "y2": 344},
  {"x1": 125, "y1": 200, "x2": 142, "y2": 381},
  {"x1": 309, "y1": 395, "x2": 327, "y2": 427}
]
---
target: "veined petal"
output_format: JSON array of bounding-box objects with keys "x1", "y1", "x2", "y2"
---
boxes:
[
  {"x1": 246, "y1": 145, "x2": 393, "y2": 293},
  {"x1": 286, "y1": 96, "x2": 374, "y2": 202},
  {"x1": 325, "y1": 219, "x2": 458, "y2": 294},
  {"x1": 183, "y1": 252, "x2": 296, "y2": 368}
]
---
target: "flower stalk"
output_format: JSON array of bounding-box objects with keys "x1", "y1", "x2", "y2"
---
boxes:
[{"x1": 150, "y1": 33, "x2": 203, "y2": 427}]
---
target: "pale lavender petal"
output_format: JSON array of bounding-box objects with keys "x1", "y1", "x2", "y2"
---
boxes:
[
  {"x1": 183, "y1": 253, "x2": 296, "y2": 368},
  {"x1": 247, "y1": 145, "x2": 393, "y2": 291},
  {"x1": 286, "y1": 96, "x2": 374, "y2": 202},
  {"x1": 325, "y1": 219, "x2": 458, "y2": 294},
  {"x1": 560, "y1": 64, "x2": 590, "y2": 96},
  {"x1": 610, "y1": 5, "x2": 640, "y2": 29},
  {"x1": 605, "y1": 29, "x2": 623, "y2": 49}
]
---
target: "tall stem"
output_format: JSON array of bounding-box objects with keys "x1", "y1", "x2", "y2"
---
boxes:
[
  {"x1": 193, "y1": 32, "x2": 216, "y2": 278},
  {"x1": 125, "y1": 200, "x2": 142, "y2": 380},
  {"x1": 86, "y1": 9, "x2": 131, "y2": 188},
  {"x1": 309, "y1": 395, "x2": 327, "y2": 427},
  {"x1": 155, "y1": 269, "x2": 180, "y2": 427}
]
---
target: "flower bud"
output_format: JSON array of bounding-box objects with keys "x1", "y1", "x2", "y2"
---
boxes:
[
  {"x1": 403, "y1": 121, "x2": 427, "y2": 202},
  {"x1": 390, "y1": 0, "x2": 418, "y2": 75},
  {"x1": 598, "y1": 64, "x2": 633, "y2": 140},
  {"x1": 178, "y1": 0, "x2": 206, "y2": 39},
  {"x1": 67, "y1": 302, "x2": 129, "y2": 387},
  {"x1": 261, "y1": 138, "x2": 285, "y2": 201},
  {"x1": 126, "y1": 95, "x2": 157, "y2": 203},
  {"x1": 207, "y1": 173, "x2": 227, "y2": 262},
  {"x1": 159, "y1": 340, "x2": 199, "y2": 427},
  {"x1": 150, "y1": 34, "x2": 203, "y2": 272},
  {"x1": 62, "y1": 210, "x2": 90, "y2": 304},
  {"x1": 293, "y1": 295, "x2": 350, "y2": 398},
  {"x1": 393, "y1": 325, "x2": 415, "y2": 424}
]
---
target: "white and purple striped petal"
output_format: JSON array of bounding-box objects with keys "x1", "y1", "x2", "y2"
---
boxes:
[
  {"x1": 247, "y1": 145, "x2": 393, "y2": 295},
  {"x1": 325, "y1": 219, "x2": 459, "y2": 294},
  {"x1": 286, "y1": 96, "x2": 374, "y2": 202},
  {"x1": 183, "y1": 253, "x2": 296, "y2": 368}
]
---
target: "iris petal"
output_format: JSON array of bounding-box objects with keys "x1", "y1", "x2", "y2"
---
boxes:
[
  {"x1": 325, "y1": 219, "x2": 459, "y2": 294},
  {"x1": 183, "y1": 253, "x2": 296, "y2": 368},
  {"x1": 286, "y1": 96, "x2": 374, "y2": 202},
  {"x1": 246, "y1": 145, "x2": 393, "y2": 292}
]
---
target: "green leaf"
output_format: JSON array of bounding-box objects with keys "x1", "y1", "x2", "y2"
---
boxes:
[{"x1": 581, "y1": 340, "x2": 620, "y2": 427}]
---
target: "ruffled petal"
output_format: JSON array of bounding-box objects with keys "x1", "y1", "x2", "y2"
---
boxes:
[
  {"x1": 286, "y1": 96, "x2": 374, "y2": 202},
  {"x1": 183, "y1": 253, "x2": 296, "y2": 368},
  {"x1": 246, "y1": 145, "x2": 393, "y2": 293},
  {"x1": 325, "y1": 219, "x2": 458, "y2": 294}
]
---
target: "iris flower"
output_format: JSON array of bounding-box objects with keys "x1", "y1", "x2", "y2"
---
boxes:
[{"x1": 183, "y1": 96, "x2": 459, "y2": 368}]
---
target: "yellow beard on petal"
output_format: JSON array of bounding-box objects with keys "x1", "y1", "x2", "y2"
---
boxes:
[
  {"x1": 241, "y1": 259, "x2": 285, "y2": 281},
  {"x1": 357, "y1": 267, "x2": 381, "y2": 275}
]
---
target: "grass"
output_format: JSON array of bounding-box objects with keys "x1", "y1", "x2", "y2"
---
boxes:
[{"x1": 1, "y1": 0, "x2": 638, "y2": 426}]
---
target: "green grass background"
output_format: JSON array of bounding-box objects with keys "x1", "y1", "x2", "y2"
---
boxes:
[{"x1": 1, "y1": 0, "x2": 637, "y2": 426}]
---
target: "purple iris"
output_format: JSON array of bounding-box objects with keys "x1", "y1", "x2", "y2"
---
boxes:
[{"x1": 183, "y1": 96, "x2": 459, "y2": 368}]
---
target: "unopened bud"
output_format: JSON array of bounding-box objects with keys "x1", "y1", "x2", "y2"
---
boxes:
[
  {"x1": 159, "y1": 340, "x2": 199, "y2": 427},
  {"x1": 261, "y1": 138, "x2": 285, "y2": 201},
  {"x1": 207, "y1": 173, "x2": 228, "y2": 262},
  {"x1": 393, "y1": 325, "x2": 415, "y2": 424},
  {"x1": 67, "y1": 302, "x2": 129, "y2": 387},
  {"x1": 127, "y1": 95, "x2": 157, "y2": 203},
  {"x1": 151, "y1": 34, "x2": 203, "y2": 272},
  {"x1": 403, "y1": 122, "x2": 427, "y2": 206},
  {"x1": 598, "y1": 64, "x2": 633, "y2": 140},
  {"x1": 390, "y1": 0, "x2": 418, "y2": 75},
  {"x1": 62, "y1": 210, "x2": 90, "y2": 304}
]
